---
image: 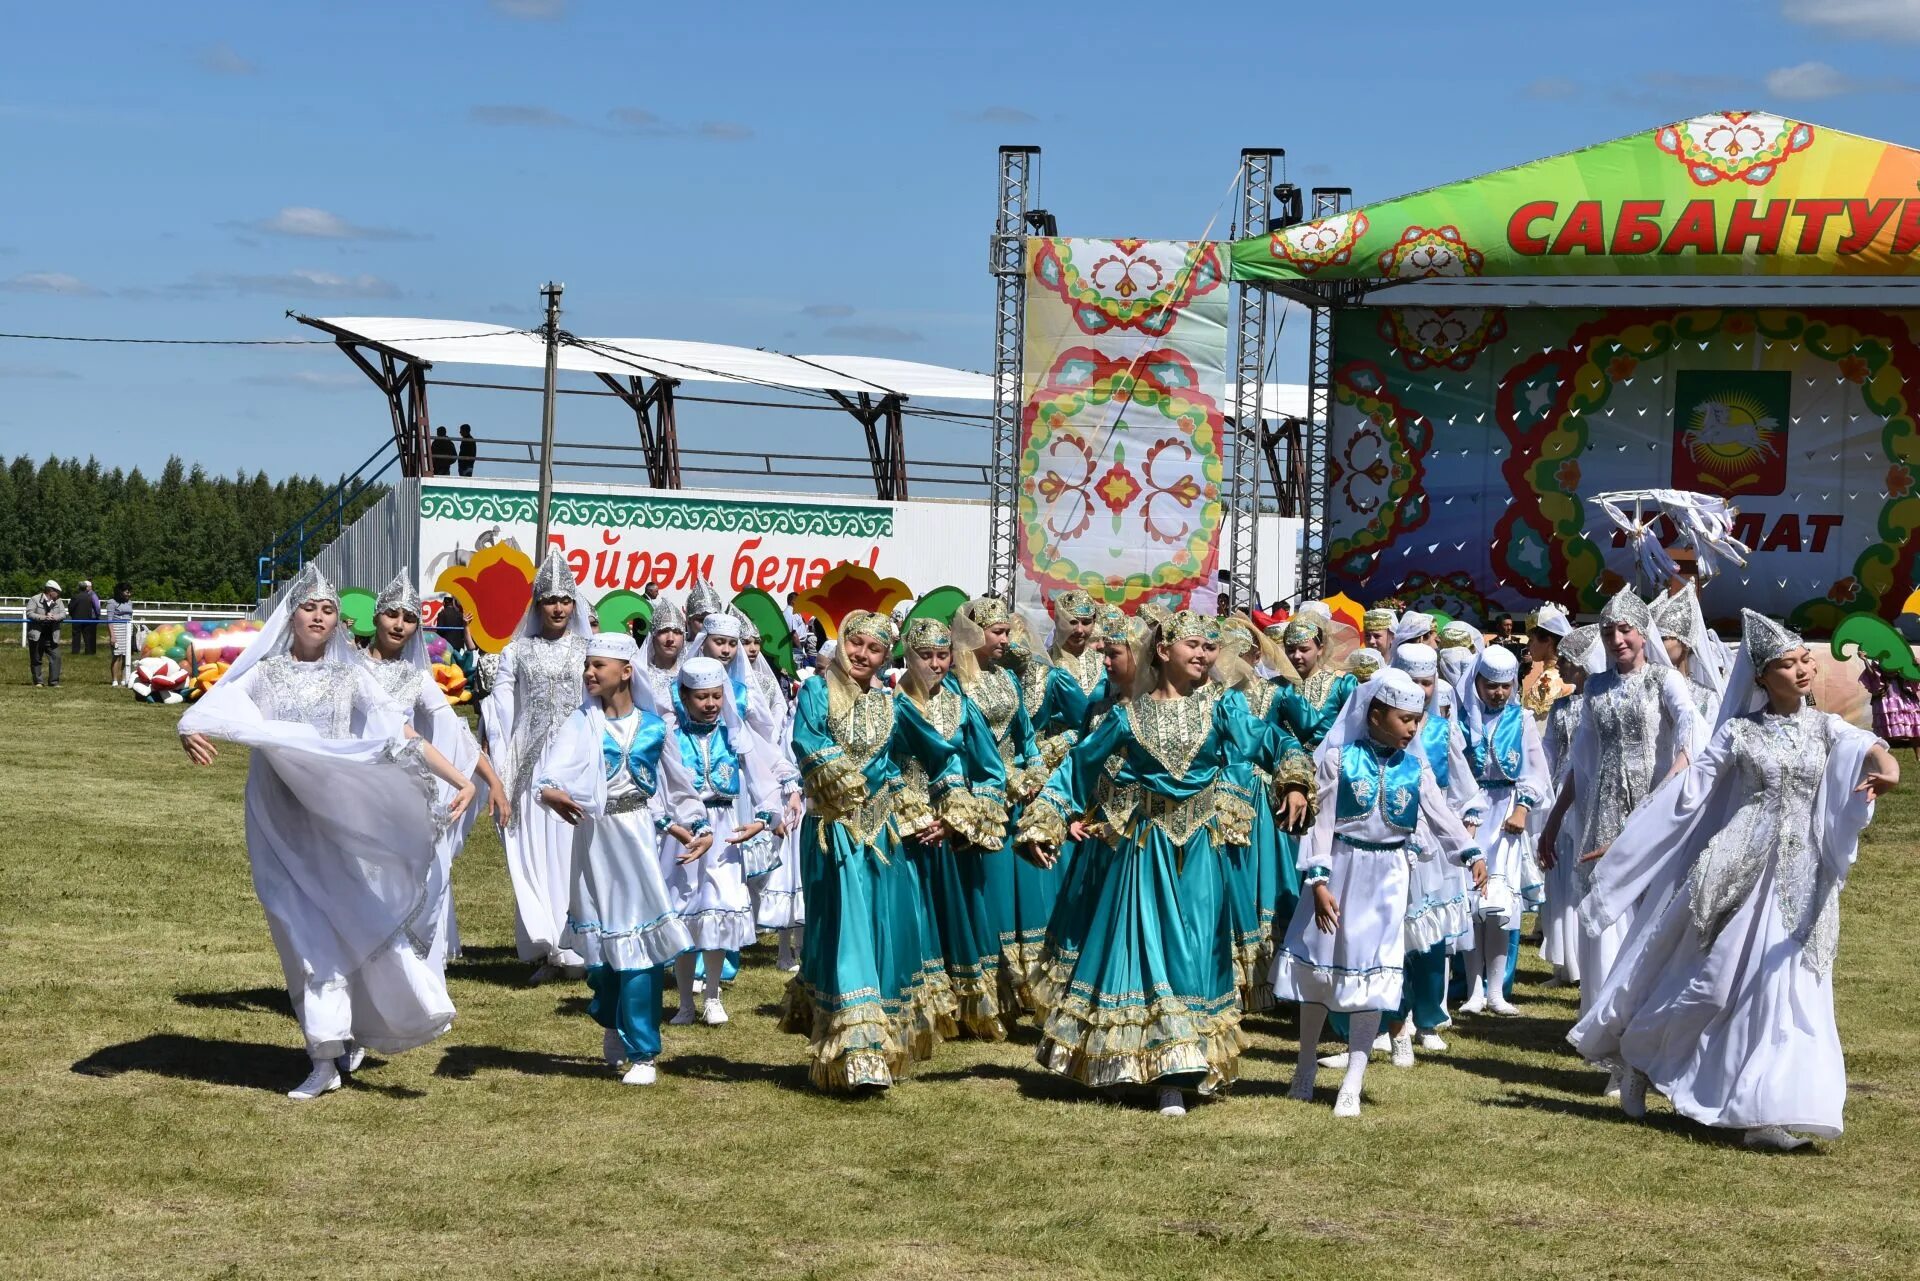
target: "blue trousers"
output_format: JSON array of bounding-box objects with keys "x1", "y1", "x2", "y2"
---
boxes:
[
  {"x1": 1395, "y1": 942, "x2": 1448, "y2": 1032},
  {"x1": 1447, "y1": 930, "x2": 1520, "y2": 1002},
  {"x1": 587, "y1": 965, "x2": 665, "y2": 1060}
]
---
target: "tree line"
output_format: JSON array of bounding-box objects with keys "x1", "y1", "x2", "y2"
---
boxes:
[{"x1": 0, "y1": 455, "x2": 388, "y2": 602}]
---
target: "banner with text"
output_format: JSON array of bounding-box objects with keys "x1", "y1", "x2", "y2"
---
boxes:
[
  {"x1": 1017, "y1": 237, "x2": 1231, "y2": 614},
  {"x1": 1323, "y1": 305, "x2": 1920, "y2": 631}
]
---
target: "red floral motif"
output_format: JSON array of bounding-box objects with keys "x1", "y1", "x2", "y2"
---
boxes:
[
  {"x1": 1839, "y1": 354, "x2": 1870, "y2": 383},
  {"x1": 1555, "y1": 459, "x2": 1582, "y2": 490},
  {"x1": 1888, "y1": 464, "x2": 1913, "y2": 497},
  {"x1": 1095, "y1": 462, "x2": 1141, "y2": 513},
  {"x1": 1828, "y1": 577, "x2": 1860, "y2": 604},
  {"x1": 1607, "y1": 355, "x2": 1638, "y2": 380},
  {"x1": 793, "y1": 563, "x2": 913, "y2": 641},
  {"x1": 434, "y1": 543, "x2": 535, "y2": 654}
]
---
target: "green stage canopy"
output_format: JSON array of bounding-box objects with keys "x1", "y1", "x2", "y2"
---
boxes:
[{"x1": 1231, "y1": 112, "x2": 1920, "y2": 285}]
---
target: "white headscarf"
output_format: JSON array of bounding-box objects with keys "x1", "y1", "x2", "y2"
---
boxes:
[
  {"x1": 1652, "y1": 587, "x2": 1728, "y2": 695},
  {"x1": 1316, "y1": 670, "x2": 1428, "y2": 766}
]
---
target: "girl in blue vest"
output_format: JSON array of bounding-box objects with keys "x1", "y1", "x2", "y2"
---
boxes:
[
  {"x1": 536, "y1": 634, "x2": 706, "y2": 1085},
  {"x1": 1272, "y1": 669, "x2": 1485, "y2": 1117},
  {"x1": 1456, "y1": 644, "x2": 1551, "y2": 1017}
]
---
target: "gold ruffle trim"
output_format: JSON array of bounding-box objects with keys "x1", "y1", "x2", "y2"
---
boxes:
[
  {"x1": 1037, "y1": 730, "x2": 1077, "y2": 772},
  {"x1": 1015, "y1": 795, "x2": 1070, "y2": 852},
  {"x1": 1273, "y1": 749, "x2": 1317, "y2": 824},
  {"x1": 938, "y1": 786, "x2": 1008, "y2": 850},
  {"x1": 1213, "y1": 790, "x2": 1255, "y2": 847},
  {"x1": 1027, "y1": 954, "x2": 1247, "y2": 1092},
  {"x1": 894, "y1": 781, "x2": 938, "y2": 837},
  {"x1": 1230, "y1": 931, "x2": 1276, "y2": 1014},
  {"x1": 778, "y1": 971, "x2": 955, "y2": 1093},
  {"x1": 949, "y1": 971, "x2": 1010, "y2": 1041},
  {"x1": 805, "y1": 756, "x2": 869, "y2": 815}
]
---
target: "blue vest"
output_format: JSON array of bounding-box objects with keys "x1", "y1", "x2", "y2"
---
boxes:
[
  {"x1": 1418, "y1": 713, "x2": 1453, "y2": 789},
  {"x1": 1336, "y1": 741, "x2": 1422, "y2": 832},
  {"x1": 1467, "y1": 701, "x2": 1527, "y2": 784},
  {"x1": 601, "y1": 711, "x2": 668, "y2": 796},
  {"x1": 677, "y1": 718, "x2": 742, "y2": 797}
]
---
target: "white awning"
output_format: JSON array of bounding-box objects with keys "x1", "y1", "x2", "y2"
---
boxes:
[{"x1": 307, "y1": 316, "x2": 993, "y2": 401}]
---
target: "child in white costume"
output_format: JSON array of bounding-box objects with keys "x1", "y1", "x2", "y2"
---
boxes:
[
  {"x1": 364, "y1": 570, "x2": 510, "y2": 968},
  {"x1": 1570, "y1": 610, "x2": 1899, "y2": 1150},
  {"x1": 482, "y1": 548, "x2": 593, "y2": 984},
  {"x1": 731, "y1": 605, "x2": 808, "y2": 970},
  {"x1": 1455, "y1": 644, "x2": 1551, "y2": 1017},
  {"x1": 662, "y1": 656, "x2": 781, "y2": 1025},
  {"x1": 179, "y1": 564, "x2": 478, "y2": 1101},
  {"x1": 1272, "y1": 670, "x2": 1485, "y2": 1117},
  {"x1": 536, "y1": 634, "x2": 708, "y2": 1085}
]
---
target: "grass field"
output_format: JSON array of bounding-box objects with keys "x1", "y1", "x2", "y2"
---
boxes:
[{"x1": 4, "y1": 650, "x2": 1919, "y2": 1279}]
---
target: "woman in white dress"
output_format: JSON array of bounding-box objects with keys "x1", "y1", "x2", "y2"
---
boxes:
[
  {"x1": 1272, "y1": 669, "x2": 1486, "y2": 1117},
  {"x1": 482, "y1": 548, "x2": 593, "y2": 984},
  {"x1": 365, "y1": 571, "x2": 510, "y2": 967},
  {"x1": 1569, "y1": 610, "x2": 1899, "y2": 1150},
  {"x1": 535, "y1": 634, "x2": 706, "y2": 1085},
  {"x1": 735, "y1": 606, "x2": 808, "y2": 970},
  {"x1": 178, "y1": 564, "x2": 477, "y2": 1100},
  {"x1": 1538, "y1": 624, "x2": 1599, "y2": 987}
]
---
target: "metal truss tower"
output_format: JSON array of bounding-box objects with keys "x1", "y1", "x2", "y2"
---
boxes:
[
  {"x1": 1227, "y1": 149, "x2": 1281, "y2": 610},
  {"x1": 1299, "y1": 185, "x2": 1353, "y2": 600},
  {"x1": 986, "y1": 145, "x2": 1038, "y2": 599}
]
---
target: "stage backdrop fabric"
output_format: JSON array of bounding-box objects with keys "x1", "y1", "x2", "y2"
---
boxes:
[
  {"x1": 1016, "y1": 237, "x2": 1231, "y2": 615},
  {"x1": 1324, "y1": 305, "x2": 1920, "y2": 631}
]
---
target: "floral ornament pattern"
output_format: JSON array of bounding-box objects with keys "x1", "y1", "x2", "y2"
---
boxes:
[
  {"x1": 1655, "y1": 112, "x2": 1814, "y2": 187},
  {"x1": 793, "y1": 562, "x2": 913, "y2": 641},
  {"x1": 1373, "y1": 224, "x2": 1503, "y2": 371},
  {"x1": 1377, "y1": 224, "x2": 1484, "y2": 279},
  {"x1": 1032, "y1": 239, "x2": 1225, "y2": 337},
  {"x1": 1393, "y1": 570, "x2": 1501, "y2": 626},
  {"x1": 1018, "y1": 345, "x2": 1224, "y2": 607},
  {"x1": 1326, "y1": 360, "x2": 1432, "y2": 581},
  {"x1": 1268, "y1": 211, "x2": 1369, "y2": 275}
]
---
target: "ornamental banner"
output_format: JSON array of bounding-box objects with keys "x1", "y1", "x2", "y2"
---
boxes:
[
  {"x1": 1017, "y1": 237, "x2": 1230, "y2": 614},
  {"x1": 1232, "y1": 113, "x2": 1920, "y2": 282},
  {"x1": 1323, "y1": 305, "x2": 1920, "y2": 631}
]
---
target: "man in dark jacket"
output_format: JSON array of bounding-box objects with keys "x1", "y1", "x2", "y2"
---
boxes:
[
  {"x1": 69, "y1": 579, "x2": 102, "y2": 654},
  {"x1": 26, "y1": 581, "x2": 66, "y2": 686},
  {"x1": 457, "y1": 424, "x2": 477, "y2": 477},
  {"x1": 431, "y1": 426, "x2": 457, "y2": 476}
]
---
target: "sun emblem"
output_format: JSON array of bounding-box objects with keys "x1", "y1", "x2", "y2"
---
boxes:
[
  {"x1": 1678, "y1": 392, "x2": 1783, "y2": 493},
  {"x1": 1655, "y1": 112, "x2": 1813, "y2": 186}
]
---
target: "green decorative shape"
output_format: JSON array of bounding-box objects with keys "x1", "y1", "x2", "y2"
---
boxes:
[
  {"x1": 339, "y1": 588, "x2": 379, "y2": 638},
  {"x1": 1831, "y1": 612, "x2": 1920, "y2": 681},
  {"x1": 1428, "y1": 609, "x2": 1455, "y2": 632},
  {"x1": 595, "y1": 590, "x2": 651, "y2": 635},
  {"x1": 729, "y1": 588, "x2": 796, "y2": 678}
]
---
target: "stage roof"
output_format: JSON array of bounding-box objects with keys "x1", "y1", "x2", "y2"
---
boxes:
[
  {"x1": 1230, "y1": 112, "x2": 1920, "y2": 287},
  {"x1": 302, "y1": 316, "x2": 995, "y2": 401}
]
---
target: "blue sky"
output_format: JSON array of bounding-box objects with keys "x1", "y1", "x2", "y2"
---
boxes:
[{"x1": 4, "y1": 0, "x2": 1920, "y2": 495}]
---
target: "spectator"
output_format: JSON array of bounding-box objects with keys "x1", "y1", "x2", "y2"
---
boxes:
[
  {"x1": 457, "y1": 424, "x2": 477, "y2": 477},
  {"x1": 69, "y1": 579, "x2": 102, "y2": 654},
  {"x1": 431, "y1": 426, "x2": 457, "y2": 477},
  {"x1": 1491, "y1": 614, "x2": 1529, "y2": 667},
  {"x1": 437, "y1": 594, "x2": 469, "y2": 650},
  {"x1": 26, "y1": 580, "x2": 67, "y2": 687},
  {"x1": 106, "y1": 582, "x2": 135, "y2": 687},
  {"x1": 643, "y1": 581, "x2": 660, "y2": 602}
]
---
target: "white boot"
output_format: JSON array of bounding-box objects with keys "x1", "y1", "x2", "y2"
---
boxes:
[
  {"x1": 1390, "y1": 1028, "x2": 1415, "y2": 1069},
  {"x1": 1743, "y1": 1125, "x2": 1811, "y2": 1152},
  {"x1": 1157, "y1": 1086, "x2": 1187, "y2": 1117},
  {"x1": 1620, "y1": 1068, "x2": 1651, "y2": 1119},
  {"x1": 621, "y1": 1060, "x2": 658, "y2": 1086},
  {"x1": 288, "y1": 1058, "x2": 341, "y2": 1101},
  {"x1": 335, "y1": 1044, "x2": 366, "y2": 1074},
  {"x1": 1603, "y1": 1065, "x2": 1625, "y2": 1099},
  {"x1": 1419, "y1": 1031, "x2": 1449, "y2": 1052},
  {"x1": 1458, "y1": 974, "x2": 1488, "y2": 1016},
  {"x1": 700, "y1": 950, "x2": 728, "y2": 1024}
]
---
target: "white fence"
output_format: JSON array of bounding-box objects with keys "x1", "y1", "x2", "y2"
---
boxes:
[{"x1": 2, "y1": 596, "x2": 254, "y2": 647}]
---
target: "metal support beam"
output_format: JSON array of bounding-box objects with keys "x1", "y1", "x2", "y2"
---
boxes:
[
  {"x1": 1299, "y1": 187, "x2": 1353, "y2": 601},
  {"x1": 827, "y1": 391, "x2": 910, "y2": 500},
  {"x1": 986, "y1": 145, "x2": 1038, "y2": 598},
  {"x1": 298, "y1": 313, "x2": 437, "y2": 479},
  {"x1": 593, "y1": 372, "x2": 684, "y2": 488},
  {"x1": 1227, "y1": 148, "x2": 1281, "y2": 611},
  {"x1": 1262, "y1": 416, "x2": 1308, "y2": 517}
]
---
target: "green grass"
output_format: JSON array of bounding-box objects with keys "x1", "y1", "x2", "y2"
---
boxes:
[{"x1": 4, "y1": 650, "x2": 1919, "y2": 1279}]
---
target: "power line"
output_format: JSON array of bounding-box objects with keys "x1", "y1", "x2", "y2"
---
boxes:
[{"x1": 0, "y1": 327, "x2": 529, "y2": 346}]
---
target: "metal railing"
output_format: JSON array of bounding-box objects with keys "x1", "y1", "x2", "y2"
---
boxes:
[
  {"x1": 3, "y1": 596, "x2": 254, "y2": 646},
  {"x1": 256, "y1": 437, "x2": 402, "y2": 601}
]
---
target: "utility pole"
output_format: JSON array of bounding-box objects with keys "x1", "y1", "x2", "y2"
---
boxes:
[{"x1": 534, "y1": 281, "x2": 564, "y2": 554}]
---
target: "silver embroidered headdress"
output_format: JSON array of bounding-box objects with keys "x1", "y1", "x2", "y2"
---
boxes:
[
  {"x1": 375, "y1": 570, "x2": 422, "y2": 619},
  {"x1": 288, "y1": 561, "x2": 340, "y2": 608},
  {"x1": 649, "y1": 593, "x2": 688, "y2": 634},
  {"x1": 685, "y1": 578, "x2": 727, "y2": 620},
  {"x1": 1559, "y1": 624, "x2": 1601, "y2": 670},
  {"x1": 727, "y1": 601, "x2": 760, "y2": 641},
  {"x1": 532, "y1": 546, "x2": 579, "y2": 602},
  {"x1": 1598, "y1": 586, "x2": 1652, "y2": 632},
  {"x1": 1740, "y1": 608, "x2": 1803, "y2": 671}
]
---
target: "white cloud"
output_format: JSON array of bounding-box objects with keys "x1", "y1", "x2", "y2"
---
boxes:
[
  {"x1": 470, "y1": 103, "x2": 575, "y2": 128},
  {"x1": 198, "y1": 41, "x2": 257, "y2": 75},
  {"x1": 240, "y1": 369, "x2": 362, "y2": 390},
  {"x1": 176, "y1": 268, "x2": 402, "y2": 299},
  {"x1": 802, "y1": 303, "x2": 856, "y2": 318},
  {"x1": 1765, "y1": 60, "x2": 1914, "y2": 99},
  {"x1": 1782, "y1": 0, "x2": 1920, "y2": 41},
  {"x1": 823, "y1": 322, "x2": 923, "y2": 345},
  {"x1": 491, "y1": 0, "x2": 566, "y2": 18},
  {"x1": 695, "y1": 120, "x2": 752, "y2": 141},
  {"x1": 1522, "y1": 77, "x2": 1579, "y2": 101},
  {"x1": 954, "y1": 105, "x2": 1039, "y2": 125},
  {"x1": 0, "y1": 270, "x2": 103, "y2": 296},
  {"x1": 248, "y1": 206, "x2": 422, "y2": 241}
]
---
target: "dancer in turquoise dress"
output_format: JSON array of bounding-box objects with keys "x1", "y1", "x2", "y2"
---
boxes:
[
  {"x1": 1018, "y1": 609, "x2": 1266, "y2": 1118},
  {"x1": 780, "y1": 610, "x2": 949, "y2": 1092},
  {"x1": 1033, "y1": 589, "x2": 1110, "y2": 747},
  {"x1": 1276, "y1": 615, "x2": 1358, "y2": 748},
  {"x1": 890, "y1": 617, "x2": 1012, "y2": 1038},
  {"x1": 1214, "y1": 617, "x2": 1315, "y2": 1009},
  {"x1": 952, "y1": 598, "x2": 1049, "y2": 1012}
]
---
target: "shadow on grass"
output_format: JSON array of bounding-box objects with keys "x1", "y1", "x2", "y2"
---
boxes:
[
  {"x1": 433, "y1": 1043, "x2": 609, "y2": 1082},
  {"x1": 71, "y1": 1033, "x2": 424, "y2": 1098},
  {"x1": 1482, "y1": 1089, "x2": 1746, "y2": 1146},
  {"x1": 915, "y1": 1061, "x2": 1099, "y2": 1105},
  {"x1": 664, "y1": 1052, "x2": 815, "y2": 1093},
  {"x1": 174, "y1": 986, "x2": 293, "y2": 1020},
  {"x1": 446, "y1": 945, "x2": 538, "y2": 989}
]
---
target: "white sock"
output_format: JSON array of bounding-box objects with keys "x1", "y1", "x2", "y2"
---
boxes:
[
  {"x1": 1345, "y1": 1011, "x2": 1380, "y2": 1094},
  {"x1": 702, "y1": 950, "x2": 724, "y2": 1002},
  {"x1": 1481, "y1": 920, "x2": 1511, "y2": 994},
  {"x1": 1296, "y1": 1003, "x2": 1328, "y2": 1076},
  {"x1": 674, "y1": 952, "x2": 698, "y2": 1007}
]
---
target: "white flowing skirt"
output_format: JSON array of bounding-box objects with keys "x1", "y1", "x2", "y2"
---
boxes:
[
  {"x1": 1474, "y1": 787, "x2": 1543, "y2": 929},
  {"x1": 505, "y1": 794, "x2": 585, "y2": 967},
  {"x1": 1538, "y1": 832, "x2": 1582, "y2": 980},
  {"x1": 660, "y1": 800, "x2": 757, "y2": 951},
  {"x1": 1404, "y1": 844, "x2": 1473, "y2": 954},
  {"x1": 565, "y1": 802, "x2": 694, "y2": 971},
  {"x1": 756, "y1": 816, "x2": 806, "y2": 928},
  {"x1": 1569, "y1": 859, "x2": 1845, "y2": 1137},
  {"x1": 267, "y1": 917, "x2": 454, "y2": 1060},
  {"x1": 1271, "y1": 836, "x2": 1412, "y2": 1012}
]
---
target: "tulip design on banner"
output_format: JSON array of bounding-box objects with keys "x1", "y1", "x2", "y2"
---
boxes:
[
  {"x1": 793, "y1": 562, "x2": 912, "y2": 641},
  {"x1": 435, "y1": 542, "x2": 536, "y2": 654}
]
